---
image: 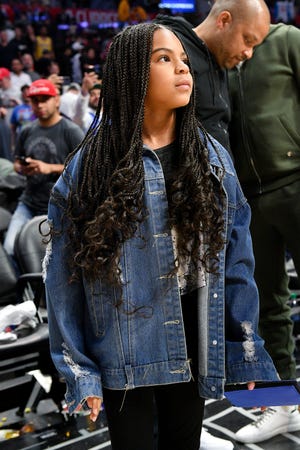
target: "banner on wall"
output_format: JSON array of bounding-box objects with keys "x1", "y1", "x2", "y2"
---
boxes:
[
  {"x1": 274, "y1": 1, "x2": 295, "y2": 23},
  {"x1": 0, "y1": 5, "x2": 120, "y2": 25},
  {"x1": 158, "y1": 1, "x2": 195, "y2": 13},
  {"x1": 62, "y1": 8, "x2": 119, "y2": 25}
]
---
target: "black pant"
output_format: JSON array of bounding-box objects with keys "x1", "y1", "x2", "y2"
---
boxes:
[
  {"x1": 249, "y1": 182, "x2": 300, "y2": 379},
  {"x1": 103, "y1": 290, "x2": 203, "y2": 450},
  {"x1": 103, "y1": 381, "x2": 205, "y2": 450}
]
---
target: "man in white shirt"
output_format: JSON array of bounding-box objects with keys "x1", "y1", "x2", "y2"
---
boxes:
[
  {"x1": 0, "y1": 67, "x2": 22, "y2": 124},
  {"x1": 10, "y1": 58, "x2": 32, "y2": 92},
  {"x1": 73, "y1": 71, "x2": 102, "y2": 133},
  {"x1": 59, "y1": 82, "x2": 81, "y2": 120}
]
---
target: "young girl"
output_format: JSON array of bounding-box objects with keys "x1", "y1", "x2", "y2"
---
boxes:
[{"x1": 44, "y1": 23, "x2": 277, "y2": 450}]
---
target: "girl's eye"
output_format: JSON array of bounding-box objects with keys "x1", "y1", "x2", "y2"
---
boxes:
[{"x1": 158, "y1": 55, "x2": 170, "y2": 62}]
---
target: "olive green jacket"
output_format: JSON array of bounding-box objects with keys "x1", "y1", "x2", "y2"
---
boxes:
[{"x1": 229, "y1": 24, "x2": 300, "y2": 197}]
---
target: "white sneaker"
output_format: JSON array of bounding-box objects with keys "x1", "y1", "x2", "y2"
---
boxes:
[
  {"x1": 234, "y1": 405, "x2": 300, "y2": 444},
  {"x1": 200, "y1": 428, "x2": 234, "y2": 450}
]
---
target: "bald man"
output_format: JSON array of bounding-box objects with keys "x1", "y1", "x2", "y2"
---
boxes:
[{"x1": 154, "y1": 0, "x2": 270, "y2": 155}]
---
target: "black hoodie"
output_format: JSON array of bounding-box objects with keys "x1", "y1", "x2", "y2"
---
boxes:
[{"x1": 153, "y1": 14, "x2": 231, "y2": 153}]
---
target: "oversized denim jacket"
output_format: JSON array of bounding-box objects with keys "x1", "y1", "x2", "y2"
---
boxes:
[{"x1": 44, "y1": 134, "x2": 278, "y2": 414}]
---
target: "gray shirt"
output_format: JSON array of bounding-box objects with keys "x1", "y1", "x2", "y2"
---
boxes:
[{"x1": 15, "y1": 117, "x2": 84, "y2": 213}]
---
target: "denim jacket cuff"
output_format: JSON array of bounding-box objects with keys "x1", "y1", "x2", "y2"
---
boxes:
[{"x1": 65, "y1": 375, "x2": 103, "y2": 415}]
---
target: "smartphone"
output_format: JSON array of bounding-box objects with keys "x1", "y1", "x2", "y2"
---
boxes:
[
  {"x1": 62, "y1": 76, "x2": 71, "y2": 86},
  {"x1": 15, "y1": 156, "x2": 29, "y2": 166},
  {"x1": 85, "y1": 65, "x2": 95, "y2": 73}
]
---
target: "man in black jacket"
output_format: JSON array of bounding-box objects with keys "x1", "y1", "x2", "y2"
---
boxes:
[
  {"x1": 154, "y1": 2, "x2": 270, "y2": 448},
  {"x1": 154, "y1": 0, "x2": 270, "y2": 155}
]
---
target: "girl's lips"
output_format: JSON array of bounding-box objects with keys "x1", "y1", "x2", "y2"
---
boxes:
[
  {"x1": 176, "y1": 80, "x2": 192, "y2": 91},
  {"x1": 176, "y1": 79, "x2": 192, "y2": 88}
]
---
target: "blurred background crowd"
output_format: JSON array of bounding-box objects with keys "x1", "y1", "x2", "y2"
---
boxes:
[{"x1": 0, "y1": 0, "x2": 299, "y2": 207}]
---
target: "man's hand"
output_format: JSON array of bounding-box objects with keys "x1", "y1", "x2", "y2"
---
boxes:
[
  {"x1": 81, "y1": 72, "x2": 101, "y2": 96},
  {"x1": 0, "y1": 106, "x2": 7, "y2": 118},
  {"x1": 14, "y1": 157, "x2": 64, "y2": 176},
  {"x1": 47, "y1": 74, "x2": 62, "y2": 94}
]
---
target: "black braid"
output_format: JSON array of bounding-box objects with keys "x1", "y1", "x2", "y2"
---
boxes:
[{"x1": 53, "y1": 22, "x2": 225, "y2": 287}]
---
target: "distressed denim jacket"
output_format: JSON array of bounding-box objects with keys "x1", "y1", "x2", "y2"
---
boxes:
[{"x1": 44, "y1": 134, "x2": 278, "y2": 414}]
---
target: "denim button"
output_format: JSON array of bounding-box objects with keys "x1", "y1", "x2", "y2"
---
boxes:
[{"x1": 213, "y1": 293, "x2": 218, "y2": 298}]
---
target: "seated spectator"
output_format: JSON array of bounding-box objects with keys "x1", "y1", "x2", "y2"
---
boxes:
[
  {"x1": 10, "y1": 57, "x2": 32, "y2": 92},
  {"x1": 0, "y1": 157, "x2": 25, "y2": 213},
  {"x1": 80, "y1": 47, "x2": 102, "y2": 79},
  {"x1": 59, "y1": 82, "x2": 81, "y2": 120},
  {"x1": 57, "y1": 46, "x2": 73, "y2": 80},
  {"x1": 10, "y1": 84, "x2": 36, "y2": 149},
  {"x1": 48, "y1": 60, "x2": 61, "y2": 77},
  {"x1": 24, "y1": 24, "x2": 36, "y2": 56},
  {"x1": 0, "y1": 157, "x2": 14, "y2": 177},
  {"x1": 118, "y1": 0, "x2": 130, "y2": 28},
  {"x1": 73, "y1": 71, "x2": 101, "y2": 133},
  {"x1": 71, "y1": 40, "x2": 84, "y2": 83},
  {"x1": 21, "y1": 53, "x2": 40, "y2": 81},
  {"x1": 34, "y1": 25, "x2": 54, "y2": 62},
  {"x1": 130, "y1": 3, "x2": 148, "y2": 22},
  {"x1": 35, "y1": 49, "x2": 52, "y2": 78},
  {"x1": 0, "y1": 28, "x2": 19, "y2": 69},
  {"x1": 0, "y1": 67, "x2": 22, "y2": 124},
  {"x1": 9, "y1": 24, "x2": 32, "y2": 57},
  {"x1": 4, "y1": 79, "x2": 84, "y2": 273},
  {"x1": 0, "y1": 112, "x2": 12, "y2": 161}
]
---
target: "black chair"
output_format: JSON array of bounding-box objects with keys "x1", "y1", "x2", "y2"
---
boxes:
[
  {"x1": 14, "y1": 215, "x2": 49, "y2": 274},
  {"x1": 0, "y1": 242, "x2": 17, "y2": 306},
  {"x1": 0, "y1": 205, "x2": 12, "y2": 243},
  {"x1": 0, "y1": 215, "x2": 63, "y2": 415},
  {"x1": 0, "y1": 214, "x2": 49, "y2": 334},
  {"x1": 14, "y1": 215, "x2": 49, "y2": 314}
]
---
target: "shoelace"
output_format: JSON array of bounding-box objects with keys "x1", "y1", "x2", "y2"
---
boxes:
[{"x1": 252, "y1": 408, "x2": 276, "y2": 428}]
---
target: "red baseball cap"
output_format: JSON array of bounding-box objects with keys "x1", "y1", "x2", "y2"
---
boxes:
[
  {"x1": 28, "y1": 79, "x2": 58, "y2": 97},
  {"x1": 0, "y1": 67, "x2": 10, "y2": 80}
]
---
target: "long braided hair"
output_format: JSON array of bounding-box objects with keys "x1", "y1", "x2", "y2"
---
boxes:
[{"x1": 56, "y1": 22, "x2": 225, "y2": 287}]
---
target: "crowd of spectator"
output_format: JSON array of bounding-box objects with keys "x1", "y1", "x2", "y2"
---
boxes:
[
  {"x1": 0, "y1": 0, "x2": 155, "y2": 240},
  {"x1": 0, "y1": 14, "x2": 114, "y2": 85},
  {"x1": 0, "y1": 0, "x2": 155, "y2": 162}
]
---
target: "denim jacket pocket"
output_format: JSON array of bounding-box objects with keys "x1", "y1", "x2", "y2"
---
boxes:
[{"x1": 83, "y1": 279, "x2": 107, "y2": 337}]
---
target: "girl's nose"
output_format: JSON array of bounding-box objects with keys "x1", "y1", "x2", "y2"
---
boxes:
[{"x1": 175, "y1": 61, "x2": 189, "y2": 73}]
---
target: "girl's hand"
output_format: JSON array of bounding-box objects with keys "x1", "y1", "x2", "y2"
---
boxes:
[
  {"x1": 86, "y1": 396, "x2": 102, "y2": 422},
  {"x1": 247, "y1": 381, "x2": 266, "y2": 410},
  {"x1": 247, "y1": 381, "x2": 255, "y2": 390},
  {"x1": 75, "y1": 396, "x2": 102, "y2": 422}
]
